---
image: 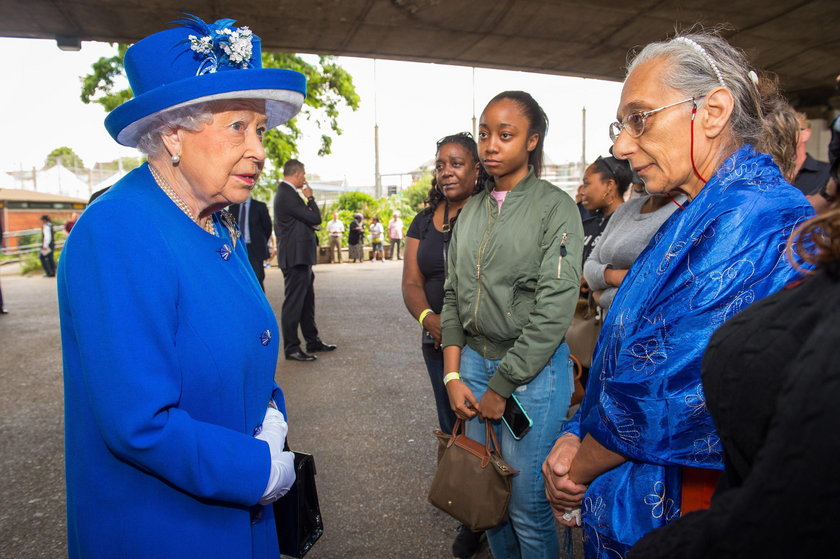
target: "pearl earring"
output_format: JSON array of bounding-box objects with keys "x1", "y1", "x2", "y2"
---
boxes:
[{"x1": 171, "y1": 154, "x2": 181, "y2": 165}]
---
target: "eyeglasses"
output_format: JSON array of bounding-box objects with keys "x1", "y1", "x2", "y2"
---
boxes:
[
  {"x1": 609, "y1": 97, "x2": 696, "y2": 143},
  {"x1": 436, "y1": 131, "x2": 473, "y2": 149}
]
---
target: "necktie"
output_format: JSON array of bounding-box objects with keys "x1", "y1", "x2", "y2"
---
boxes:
[{"x1": 239, "y1": 201, "x2": 251, "y2": 244}]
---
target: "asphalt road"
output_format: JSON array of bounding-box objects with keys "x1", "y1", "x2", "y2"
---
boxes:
[{"x1": 0, "y1": 261, "x2": 581, "y2": 558}]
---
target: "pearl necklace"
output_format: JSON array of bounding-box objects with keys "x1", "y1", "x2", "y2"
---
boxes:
[{"x1": 149, "y1": 165, "x2": 216, "y2": 235}]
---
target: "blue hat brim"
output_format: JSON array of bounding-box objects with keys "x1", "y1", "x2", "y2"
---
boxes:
[{"x1": 105, "y1": 68, "x2": 307, "y2": 147}]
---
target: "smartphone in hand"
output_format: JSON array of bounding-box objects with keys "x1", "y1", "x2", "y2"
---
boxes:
[{"x1": 502, "y1": 394, "x2": 533, "y2": 440}]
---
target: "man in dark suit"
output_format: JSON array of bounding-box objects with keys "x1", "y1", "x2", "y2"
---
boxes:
[
  {"x1": 229, "y1": 195, "x2": 273, "y2": 290},
  {"x1": 274, "y1": 159, "x2": 336, "y2": 361}
]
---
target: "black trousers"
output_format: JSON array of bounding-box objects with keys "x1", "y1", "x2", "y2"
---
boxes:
[
  {"x1": 246, "y1": 246, "x2": 266, "y2": 291},
  {"x1": 421, "y1": 344, "x2": 456, "y2": 434},
  {"x1": 280, "y1": 264, "x2": 319, "y2": 354},
  {"x1": 40, "y1": 250, "x2": 56, "y2": 277}
]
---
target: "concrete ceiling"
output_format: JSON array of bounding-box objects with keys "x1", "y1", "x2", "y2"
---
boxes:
[{"x1": 2, "y1": 0, "x2": 838, "y2": 106}]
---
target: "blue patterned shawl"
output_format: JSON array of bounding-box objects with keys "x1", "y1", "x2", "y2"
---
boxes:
[{"x1": 564, "y1": 144, "x2": 814, "y2": 556}]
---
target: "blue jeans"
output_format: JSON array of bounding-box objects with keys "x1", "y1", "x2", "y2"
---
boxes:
[{"x1": 460, "y1": 343, "x2": 574, "y2": 559}]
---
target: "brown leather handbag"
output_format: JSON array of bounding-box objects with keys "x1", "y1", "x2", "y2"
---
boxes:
[
  {"x1": 569, "y1": 354, "x2": 585, "y2": 407},
  {"x1": 428, "y1": 419, "x2": 518, "y2": 531},
  {"x1": 565, "y1": 296, "x2": 602, "y2": 369}
]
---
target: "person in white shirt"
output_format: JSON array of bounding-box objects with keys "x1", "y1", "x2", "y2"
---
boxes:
[
  {"x1": 40, "y1": 215, "x2": 56, "y2": 277},
  {"x1": 369, "y1": 217, "x2": 384, "y2": 262},
  {"x1": 388, "y1": 211, "x2": 404, "y2": 260},
  {"x1": 326, "y1": 212, "x2": 345, "y2": 263}
]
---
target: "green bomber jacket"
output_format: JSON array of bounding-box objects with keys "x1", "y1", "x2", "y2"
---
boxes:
[{"x1": 440, "y1": 168, "x2": 584, "y2": 398}]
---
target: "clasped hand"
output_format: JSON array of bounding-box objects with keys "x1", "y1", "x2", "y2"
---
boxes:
[{"x1": 542, "y1": 434, "x2": 588, "y2": 526}]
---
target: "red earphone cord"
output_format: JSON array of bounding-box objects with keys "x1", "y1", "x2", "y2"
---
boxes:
[{"x1": 667, "y1": 102, "x2": 707, "y2": 211}]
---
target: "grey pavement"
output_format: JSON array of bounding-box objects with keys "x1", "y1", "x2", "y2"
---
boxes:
[{"x1": 0, "y1": 261, "x2": 582, "y2": 558}]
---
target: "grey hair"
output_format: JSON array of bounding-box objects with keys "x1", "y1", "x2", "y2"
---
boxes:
[
  {"x1": 627, "y1": 31, "x2": 796, "y2": 175},
  {"x1": 135, "y1": 102, "x2": 216, "y2": 158}
]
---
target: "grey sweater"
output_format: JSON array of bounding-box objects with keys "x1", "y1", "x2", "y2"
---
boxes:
[{"x1": 583, "y1": 196, "x2": 682, "y2": 310}]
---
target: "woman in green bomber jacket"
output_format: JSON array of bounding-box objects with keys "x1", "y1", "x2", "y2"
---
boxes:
[{"x1": 440, "y1": 91, "x2": 584, "y2": 558}]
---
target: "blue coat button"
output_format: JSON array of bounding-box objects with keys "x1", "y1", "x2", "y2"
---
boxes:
[{"x1": 260, "y1": 330, "x2": 271, "y2": 346}]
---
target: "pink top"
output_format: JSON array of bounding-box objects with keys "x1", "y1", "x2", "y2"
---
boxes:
[
  {"x1": 388, "y1": 218, "x2": 404, "y2": 239},
  {"x1": 490, "y1": 189, "x2": 509, "y2": 210}
]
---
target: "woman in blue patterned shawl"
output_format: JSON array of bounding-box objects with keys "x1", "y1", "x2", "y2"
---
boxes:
[{"x1": 542, "y1": 32, "x2": 814, "y2": 558}]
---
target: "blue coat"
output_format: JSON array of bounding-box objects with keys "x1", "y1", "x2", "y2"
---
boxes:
[{"x1": 59, "y1": 164, "x2": 283, "y2": 558}]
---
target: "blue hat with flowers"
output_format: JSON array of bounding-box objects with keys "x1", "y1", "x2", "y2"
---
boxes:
[{"x1": 105, "y1": 15, "x2": 307, "y2": 147}]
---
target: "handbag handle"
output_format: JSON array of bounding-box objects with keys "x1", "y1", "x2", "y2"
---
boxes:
[
  {"x1": 569, "y1": 354, "x2": 583, "y2": 381},
  {"x1": 484, "y1": 420, "x2": 501, "y2": 456},
  {"x1": 449, "y1": 418, "x2": 464, "y2": 442},
  {"x1": 448, "y1": 418, "x2": 503, "y2": 468}
]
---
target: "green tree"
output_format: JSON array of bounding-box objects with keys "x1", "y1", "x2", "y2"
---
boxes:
[
  {"x1": 96, "y1": 156, "x2": 143, "y2": 172},
  {"x1": 80, "y1": 44, "x2": 131, "y2": 111},
  {"x1": 403, "y1": 172, "x2": 433, "y2": 211},
  {"x1": 334, "y1": 192, "x2": 376, "y2": 214},
  {"x1": 45, "y1": 147, "x2": 85, "y2": 170},
  {"x1": 80, "y1": 45, "x2": 360, "y2": 203}
]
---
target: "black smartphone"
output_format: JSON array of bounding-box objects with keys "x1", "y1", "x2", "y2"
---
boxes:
[{"x1": 502, "y1": 394, "x2": 533, "y2": 440}]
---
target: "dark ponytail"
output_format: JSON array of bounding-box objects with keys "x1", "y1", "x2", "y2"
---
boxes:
[
  {"x1": 488, "y1": 91, "x2": 549, "y2": 178},
  {"x1": 591, "y1": 155, "x2": 633, "y2": 198}
]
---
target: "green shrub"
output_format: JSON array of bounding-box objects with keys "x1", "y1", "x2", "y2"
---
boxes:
[
  {"x1": 20, "y1": 253, "x2": 41, "y2": 275},
  {"x1": 313, "y1": 174, "x2": 435, "y2": 246},
  {"x1": 19, "y1": 249, "x2": 62, "y2": 275},
  {"x1": 335, "y1": 192, "x2": 376, "y2": 213},
  {"x1": 18, "y1": 232, "x2": 38, "y2": 251}
]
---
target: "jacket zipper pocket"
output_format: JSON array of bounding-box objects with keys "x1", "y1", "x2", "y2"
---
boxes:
[
  {"x1": 557, "y1": 232, "x2": 568, "y2": 279},
  {"x1": 473, "y1": 197, "x2": 495, "y2": 336}
]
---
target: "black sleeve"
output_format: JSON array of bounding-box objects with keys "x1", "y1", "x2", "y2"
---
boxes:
[
  {"x1": 274, "y1": 185, "x2": 321, "y2": 227},
  {"x1": 406, "y1": 211, "x2": 429, "y2": 240},
  {"x1": 304, "y1": 197, "x2": 322, "y2": 224},
  {"x1": 629, "y1": 308, "x2": 840, "y2": 559},
  {"x1": 272, "y1": 191, "x2": 282, "y2": 239},
  {"x1": 257, "y1": 202, "x2": 272, "y2": 242}
]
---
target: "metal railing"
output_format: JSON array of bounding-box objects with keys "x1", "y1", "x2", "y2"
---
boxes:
[{"x1": 0, "y1": 226, "x2": 65, "y2": 257}]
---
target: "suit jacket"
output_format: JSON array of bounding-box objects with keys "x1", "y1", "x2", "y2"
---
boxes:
[
  {"x1": 273, "y1": 181, "x2": 321, "y2": 269},
  {"x1": 229, "y1": 199, "x2": 273, "y2": 261}
]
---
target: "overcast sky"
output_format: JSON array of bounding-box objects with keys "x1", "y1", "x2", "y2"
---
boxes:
[{"x1": 0, "y1": 37, "x2": 625, "y2": 187}]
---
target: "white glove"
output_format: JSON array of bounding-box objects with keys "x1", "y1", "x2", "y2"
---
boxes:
[{"x1": 255, "y1": 407, "x2": 296, "y2": 505}]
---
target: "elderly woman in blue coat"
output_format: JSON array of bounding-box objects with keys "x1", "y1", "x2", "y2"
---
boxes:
[{"x1": 58, "y1": 17, "x2": 306, "y2": 559}]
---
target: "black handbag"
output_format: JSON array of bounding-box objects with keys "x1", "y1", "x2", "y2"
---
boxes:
[{"x1": 273, "y1": 452, "x2": 324, "y2": 558}]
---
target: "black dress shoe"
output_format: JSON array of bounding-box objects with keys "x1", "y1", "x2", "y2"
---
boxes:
[
  {"x1": 306, "y1": 340, "x2": 337, "y2": 352},
  {"x1": 452, "y1": 524, "x2": 484, "y2": 559},
  {"x1": 286, "y1": 350, "x2": 317, "y2": 362}
]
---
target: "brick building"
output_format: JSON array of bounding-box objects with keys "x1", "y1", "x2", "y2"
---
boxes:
[{"x1": 0, "y1": 189, "x2": 86, "y2": 250}]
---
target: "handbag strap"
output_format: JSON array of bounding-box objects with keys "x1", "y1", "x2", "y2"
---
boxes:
[
  {"x1": 484, "y1": 421, "x2": 502, "y2": 455},
  {"x1": 442, "y1": 200, "x2": 451, "y2": 278},
  {"x1": 449, "y1": 419, "x2": 501, "y2": 464},
  {"x1": 447, "y1": 418, "x2": 464, "y2": 448},
  {"x1": 569, "y1": 354, "x2": 583, "y2": 381}
]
